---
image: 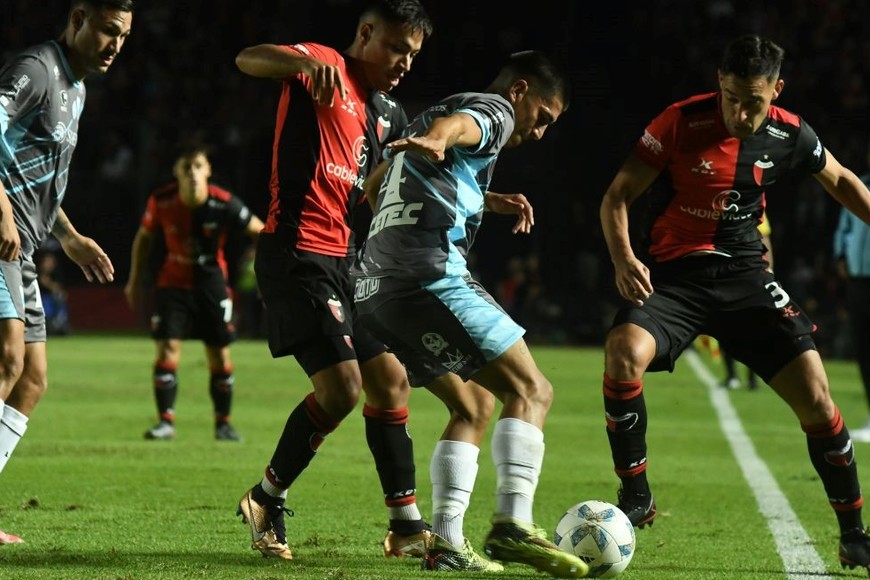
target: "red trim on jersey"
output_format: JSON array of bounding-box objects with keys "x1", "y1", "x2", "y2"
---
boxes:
[
  {"x1": 263, "y1": 43, "x2": 366, "y2": 257},
  {"x1": 142, "y1": 183, "x2": 234, "y2": 288}
]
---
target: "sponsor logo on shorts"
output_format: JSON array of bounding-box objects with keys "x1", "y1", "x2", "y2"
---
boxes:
[
  {"x1": 442, "y1": 349, "x2": 471, "y2": 374},
  {"x1": 422, "y1": 332, "x2": 448, "y2": 356},
  {"x1": 353, "y1": 277, "x2": 380, "y2": 302}
]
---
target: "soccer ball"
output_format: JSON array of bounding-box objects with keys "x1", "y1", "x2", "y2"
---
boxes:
[{"x1": 553, "y1": 499, "x2": 636, "y2": 578}]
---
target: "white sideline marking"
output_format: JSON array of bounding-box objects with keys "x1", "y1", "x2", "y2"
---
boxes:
[{"x1": 683, "y1": 349, "x2": 833, "y2": 579}]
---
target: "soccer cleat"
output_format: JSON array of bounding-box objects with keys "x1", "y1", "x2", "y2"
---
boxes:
[
  {"x1": 144, "y1": 420, "x2": 175, "y2": 440},
  {"x1": 215, "y1": 423, "x2": 243, "y2": 442},
  {"x1": 383, "y1": 526, "x2": 431, "y2": 558},
  {"x1": 617, "y1": 488, "x2": 657, "y2": 528},
  {"x1": 237, "y1": 486, "x2": 294, "y2": 560},
  {"x1": 483, "y1": 517, "x2": 588, "y2": 578},
  {"x1": 839, "y1": 527, "x2": 870, "y2": 572},
  {"x1": 0, "y1": 530, "x2": 23, "y2": 545},
  {"x1": 422, "y1": 534, "x2": 504, "y2": 572}
]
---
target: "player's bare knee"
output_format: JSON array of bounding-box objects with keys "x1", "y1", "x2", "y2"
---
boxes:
[
  {"x1": 451, "y1": 388, "x2": 496, "y2": 430},
  {"x1": 326, "y1": 376, "x2": 363, "y2": 417},
  {"x1": 605, "y1": 331, "x2": 651, "y2": 378}
]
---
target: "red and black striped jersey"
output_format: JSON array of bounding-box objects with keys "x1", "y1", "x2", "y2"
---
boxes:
[
  {"x1": 141, "y1": 183, "x2": 254, "y2": 289},
  {"x1": 262, "y1": 43, "x2": 407, "y2": 258},
  {"x1": 634, "y1": 92, "x2": 825, "y2": 262}
]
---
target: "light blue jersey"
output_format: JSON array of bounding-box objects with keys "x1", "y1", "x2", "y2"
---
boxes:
[
  {"x1": 0, "y1": 41, "x2": 86, "y2": 259},
  {"x1": 355, "y1": 92, "x2": 514, "y2": 281},
  {"x1": 833, "y1": 175, "x2": 870, "y2": 278}
]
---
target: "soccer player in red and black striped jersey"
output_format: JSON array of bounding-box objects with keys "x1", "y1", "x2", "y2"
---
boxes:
[
  {"x1": 599, "y1": 34, "x2": 870, "y2": 569},
  {"x1": 124, "y1": 142, "x2": 264, "y2": 442},
  {"x1": 233, "y1": 0, "x2": 435, "y2": 562}
]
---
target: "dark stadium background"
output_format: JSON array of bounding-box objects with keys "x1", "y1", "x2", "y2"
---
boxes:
[{"x1": 3, "y1": 0, "x2": 868, "y2": 355}]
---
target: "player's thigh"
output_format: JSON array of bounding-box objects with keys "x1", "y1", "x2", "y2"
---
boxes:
[
  {"x1": 151, "y1": 288, "x2": 192, "y2": 340},
  {"x1": 713, "y1": 272, "x2": 816, "y2": 383},
  {"x1": 194, "y1": 285, "x2": 236, "y2": 347},
  {"x1": 357, "y1": 275, "x2": 523, "y2": 387},
  {"x1": 610, "y1": 280, "x2": 707, "y2": 373},
  {"x1": 256, "y1": 241, "x2": 355, "y2": 363},
  {"x1": 470, "y1": 337, "x2": 551, "y2": 402}
]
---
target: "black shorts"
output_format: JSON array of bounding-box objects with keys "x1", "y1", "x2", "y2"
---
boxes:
[
  {"x1": 611, "y1": 255, "x2": 816, "y2": 382},
  {"x1": 151, "y1": 285, "x2": 236, "y2": 346},
  {"x1": 254, "y1": 233, "x2": 386, "y2": 375}
]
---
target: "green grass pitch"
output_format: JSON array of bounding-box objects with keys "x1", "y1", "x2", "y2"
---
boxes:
[{"x1": 0, "y1": 334, "x2": 868, "y2": 579}]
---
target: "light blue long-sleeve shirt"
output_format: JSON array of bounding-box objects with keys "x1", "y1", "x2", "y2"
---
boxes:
[{"x1": 833, "y1": 175, "x2": 870, "y2": 277}]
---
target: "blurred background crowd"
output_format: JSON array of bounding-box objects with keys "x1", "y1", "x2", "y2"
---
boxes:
[{"x1": 3, "y1": 0, "x2": 870, "y2": 359}]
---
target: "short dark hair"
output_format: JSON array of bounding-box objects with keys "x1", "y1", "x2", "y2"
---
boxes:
[
  {"x1": 720, "y1": 34, "x2": 784, "y2": 80},
  {"x1": 494, "y1": 50, "x2": 572, "y2": 111},
  {"x1": 173, "y1": 138, "x2": 211, "y2": 162},
  {"x1": 72, "y1": 0, "x2": 135, "y2": 12},
  {"x1": 362, "y1": 0, "x2": 434, "y2": 40}
]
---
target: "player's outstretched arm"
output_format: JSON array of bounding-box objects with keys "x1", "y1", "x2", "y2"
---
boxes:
[
  {"x1": 52, "y1": 209, "x2": 114, "y2": 284},
  {"x1": 814, "y1": 148, "x2": 870, "y2": 226},
  {"x1": 600, "y1": 153, "x2": 660, "y2": 306},
  {"x1": 235, "y1": 44, "x2": 347, "y2": 106},
  {"x1": 386, "y1": 113, "x2": 481, "y2": 163}
]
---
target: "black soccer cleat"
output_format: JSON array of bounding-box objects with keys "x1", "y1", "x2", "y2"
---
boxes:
[
  {"x1": 616, "y1": 488, "x2": 657, "y2": 529},
  {"x1": 839, "y1": 527, "x2": 870, "y2": 575}
]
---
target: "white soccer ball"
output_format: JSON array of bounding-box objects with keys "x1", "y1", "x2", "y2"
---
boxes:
[{"x1": 553, "y1": 499, "x2": 636, "y2": 578}]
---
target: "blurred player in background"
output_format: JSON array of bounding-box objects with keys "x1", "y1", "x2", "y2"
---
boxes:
[
  {"x1": 354, "y1": 50, "x2": 588, "y2": 578},
  {"x1": 599, "y1": 34, "x2": 870, "y2": 570},
  {"x1": 233, "y1": 0, "x2": 435, "y2": 562},
  {"x1": 124, "y1": 141, "x2": 263, "y2": 442},
  {"x1": 720, "y1": 211, "x2": 773, "y2": 390},
  {"x1": 0, "y1": 0, "x2": 134, "y2": 544},
  {"x1": 834, "y1": 142, "x2": 870, "y2": 443}
]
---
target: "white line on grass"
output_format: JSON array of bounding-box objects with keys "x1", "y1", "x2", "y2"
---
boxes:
[{"x1": 683, "y1": 348, "x2": 833, "y2": 580}]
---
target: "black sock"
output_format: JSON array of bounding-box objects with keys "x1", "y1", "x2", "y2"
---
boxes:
[
  {"x1": 268, "y1": 393, "x2": 339, "y2": 488},
  {"x1": 804, "y1": 408, "x2": 864, "y2": 533},
  {"x1": 604, "y1": 374, "x2": 650, "y2": 496},
  {"x1": 153, "y1": 363, "x2": 178, "y2": 422}
]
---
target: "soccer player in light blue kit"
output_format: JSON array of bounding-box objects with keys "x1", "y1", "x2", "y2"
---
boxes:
[
  {"x1": 353, "y1": 50, "x2": 587, "y2": 578},
  {"x1": 0, "y1": 0, "x2": 134, "y2": 544}
]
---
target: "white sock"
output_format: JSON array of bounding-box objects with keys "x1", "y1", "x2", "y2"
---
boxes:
[
  {"x1": 491, "y1": 418, "x2": 544, "y2": 524},
  {"x1": 260, "y1": 477, "x2": 288, "y2": 500},
  {"x1": 389, "y1": 502, "x2": 423, "y2": 522},
  {"x1": 0, "y1": 404, "x2": 28, "y2": 474},
  {"x1": 430, "y1": 440, "x2": 480, "y2": 547}
]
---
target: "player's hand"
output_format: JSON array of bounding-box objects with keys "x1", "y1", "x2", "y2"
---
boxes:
[
  {"x1": 61, "y1": 235, "x2": 114, "y2": 283},
  {"x1": 484, "y1": 192, "x2": 534, "y2": 234},
  {"x1": 307, "y1": 61, "x2": 348, "y2": 107},
  {"x1": 614, "y1": 257, "x2": 653, "y2": 306},
  {"x1": 0, "y1": 210, "x2": 20, "y2": 262},
  {"x1": 386, "y1": 136, "x2": 446, "y2": 163}
]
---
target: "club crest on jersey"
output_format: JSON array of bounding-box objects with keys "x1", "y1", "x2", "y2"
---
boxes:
[
  {"x1": 753, "y1": 156, "x2": 774, "y2": 186},
  {"x1": 377, "y1": 115, "x2": 392, "y2": 143},
  {"x1": 327, "y1": 295, "x2": 344, "y2": 322}
]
